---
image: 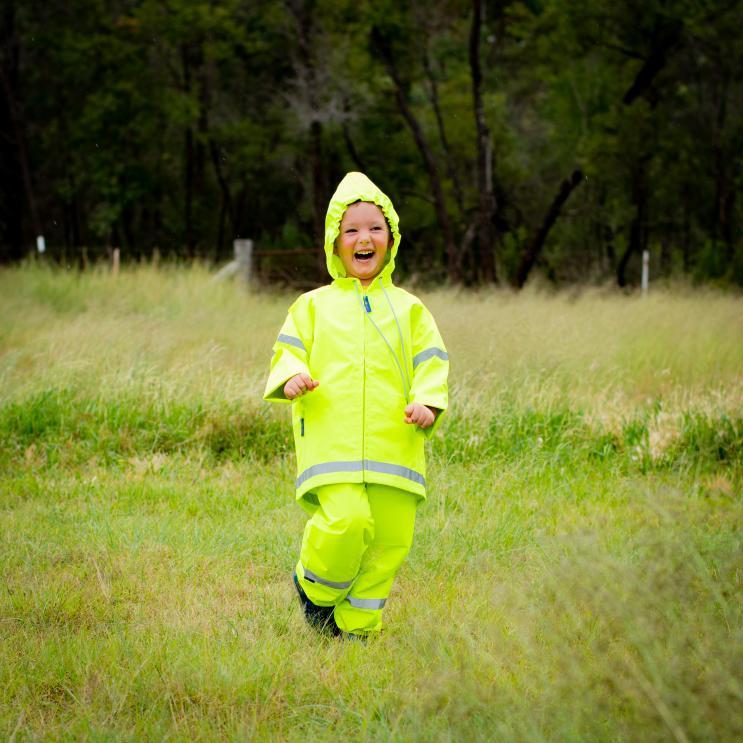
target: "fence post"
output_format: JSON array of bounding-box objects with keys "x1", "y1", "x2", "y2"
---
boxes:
[
  {"x1": 112, "y1": 247, "x2": 120, "y2": 277},
  {"x1": 641, "y1": 250, "x2": 649, "y2": 296},
  {"x1": 234, "y1": 239, "x2": 253, "y2": 284}
]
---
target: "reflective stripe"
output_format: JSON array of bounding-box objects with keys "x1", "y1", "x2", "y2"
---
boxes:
[
  {"x1": 296, "y1": 461, "x2": 364, "y2": 488},
  {"x1": 412, "y1": 347, "x2": 448, "y2": 368},
  {"x1": 303, "y1": 566, "x2": 354, "y2": 590},
  {"x1": 296, "y1": 459, "x2": 425, "y2": 489},
  {"x1": 363, "y1": 459, "x2": 425, "y2": 486},
  {"x1": 277, "y1": 334, "x2": 306, "y2": 352},
  {"x1": 347, "y1": 597, "x2": 387, "y2": 610}
]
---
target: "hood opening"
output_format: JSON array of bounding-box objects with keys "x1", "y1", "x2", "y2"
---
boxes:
[{"x1": 324, "y1": 172, "x2": 401, "y2": 282}]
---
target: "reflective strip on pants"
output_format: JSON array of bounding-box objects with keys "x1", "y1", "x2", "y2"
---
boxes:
[
  {"x1": 346, "y1": 596, "x2": 387, "y2": 610},
  {"x1": 302, "y1": 565, "x2": 354, "y2": 590}
]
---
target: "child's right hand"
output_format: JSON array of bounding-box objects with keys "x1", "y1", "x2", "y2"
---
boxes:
[{"x1": 284, "y1": 373, "x2": 320, "y2": 399}]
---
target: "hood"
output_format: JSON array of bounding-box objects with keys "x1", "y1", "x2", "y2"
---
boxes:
[{"x1": 323, "y1": 172, "x2": 401, "y2": 281}]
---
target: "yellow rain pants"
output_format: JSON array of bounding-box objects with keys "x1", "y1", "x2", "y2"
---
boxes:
[{"x1": 295, "y1": 482, "x2": 417, "y2": 635}]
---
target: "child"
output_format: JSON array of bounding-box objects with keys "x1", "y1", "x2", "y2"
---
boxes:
[{"x1": 264, "y1": 172, "x2": 449, "y2": 639}]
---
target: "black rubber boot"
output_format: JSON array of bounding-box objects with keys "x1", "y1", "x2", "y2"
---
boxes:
[
  {"x1": 340, "y1": 631, "x2": 368, "y2": 643},
  {"x1": 293, "y1": 573, "x2": 341, "y2": 636}
]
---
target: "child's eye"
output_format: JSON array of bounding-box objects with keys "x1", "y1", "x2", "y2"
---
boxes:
[{"x1": 345, "y1": 228, "x2": 357, "y2": 234}]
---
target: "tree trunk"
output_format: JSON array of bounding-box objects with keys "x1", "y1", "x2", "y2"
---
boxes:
[
  {"x1": 371, "y1": 26, "x2": 460, "y2": 282},
  {"x1": 617, "y1": 160, "x2": 648, "y2": 287},
  {"x1": 342, "y1": 114, "x2": 366, "y2": 173},
  {"x1": 309, "y1": 119, "x2": 325, "y2": 250},
  {"x1": 513, "y1": 169, "x2": 583, "y2": 288},
  {"x1": 209, "y1": 138, "x2": 234, "y2": 258},
  {"x1": 0, "y1": 6, "x2": 42, "y2": 253},
  {"x1": 712, "y1": 70, "x2": 735, "y2": 265},
  {"x1": 681, "y1": 187, "x2": 691, "y2": 272},
  {"x1": 0, "y1": 65, "x2": 25, "y2": 259},
  {"x1": 470, "y1": 0, "x2": 497, "y2": 283},
  {"x1": 422, "y1": 44, "x2": 464, "y2": 219},
  {"x1": 182, "y1": 44, "x2": 195, "y2": 257},
  {"x1": 622, "y1": 18, "x2": 683, "y2": 106},
  {"x1": 286, "y1": 0, "x2": 326, "y2": 272}
]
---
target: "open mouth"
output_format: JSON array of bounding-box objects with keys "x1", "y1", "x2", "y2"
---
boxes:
[{"x1": 354, "y1": 250, "x2": 375, "y2": 262}]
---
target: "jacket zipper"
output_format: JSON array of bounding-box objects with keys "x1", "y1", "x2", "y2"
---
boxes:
[{"x1": 361, "y1": 284, "x2": 368, "y2": 467}]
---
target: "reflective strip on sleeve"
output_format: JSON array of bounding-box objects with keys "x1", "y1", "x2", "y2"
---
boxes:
[
  {"x1": 303, "y1": 566, "x2": 354, "y2": 590},
  {"x1": 412, "y1": 347, "x2": 448, "y2": 368},
  {"x1": 277, "y1": 333, "x2": 306, "y2": 352},
  {"x1": 295, "y1": 460, "x2": 425, "y2": 489},
  {"x1": 347, "y1": 597, "x2": 387, "y2": 610}
]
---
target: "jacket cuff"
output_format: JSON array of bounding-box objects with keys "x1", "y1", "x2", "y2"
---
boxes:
[
  {"x1": 264, "y1": 382, "x2": 292, "y2": 403},
  {"x1": 410, "y1": 397, "x2": 447, "y2": 438},
  {"x1": 423, "y1": 407, "x2": 446, "y2": 438},
  {"x1": 264, "y1": 371, "x2": 303, "y2": 403}
]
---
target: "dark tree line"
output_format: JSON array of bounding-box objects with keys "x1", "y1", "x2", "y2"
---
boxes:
[{"x1": 1, "y1": 0, "x2": 741, "y2": 286}]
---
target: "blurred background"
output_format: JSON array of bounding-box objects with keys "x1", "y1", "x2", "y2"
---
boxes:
[{"x1": 1, "y1": 0, "x2": 741, "y2": 287}]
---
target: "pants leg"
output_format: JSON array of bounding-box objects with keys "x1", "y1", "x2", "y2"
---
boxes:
[
  {"x1": 296, "y1": 483, "x2": 373, "y2": 606},
  {"x1": 333, "y1": 484, "x2": 417, "y2": 635}
]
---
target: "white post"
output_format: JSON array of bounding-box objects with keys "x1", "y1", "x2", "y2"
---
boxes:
[
  {"x1": 112, "y1": 247, "x2": 120, "y2": 276},
  {"x1": 234, "y1": 239, "x2": 253, "y2": 284},
  {"x1": 36, "y1": 235, "x2": 46, "y2": 254},
  {"x1": 641, "y1": 250, "x2": 649, "y2": 296}
]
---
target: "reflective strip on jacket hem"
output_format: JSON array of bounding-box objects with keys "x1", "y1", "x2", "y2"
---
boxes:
[
  {"x1": 296, "y1": 460, "x2": 425, "y2": 488},
  {"x1": 277, "y1": 333, "x2": 306, "y2": 352},
  {"x1": 412, "y1": 347, "x2": 448, "y2": 368},
  {"x1": 302, "y1": 566, "x2": 354, "y2": 589},
  {"x1": 347, "y1": 596, "x2": 387, "y2": 610}
]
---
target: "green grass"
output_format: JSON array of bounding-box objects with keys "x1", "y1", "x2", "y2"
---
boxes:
[{"x1": 1, "y1": 264, "x2": 741, "y2": 740}]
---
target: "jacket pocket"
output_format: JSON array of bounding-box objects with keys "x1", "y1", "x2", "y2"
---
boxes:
[{"x1": 294, "y1": 399, "x2": 305, "y2": 438}]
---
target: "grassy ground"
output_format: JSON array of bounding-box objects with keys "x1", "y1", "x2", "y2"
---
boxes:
[{"x1": 1, "y1": 264, "x2": 741, "y2": 741}]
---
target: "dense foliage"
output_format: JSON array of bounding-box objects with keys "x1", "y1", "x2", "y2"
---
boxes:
[{"x1": 1, "y1": 0, "x2": 741, "y2": 286}]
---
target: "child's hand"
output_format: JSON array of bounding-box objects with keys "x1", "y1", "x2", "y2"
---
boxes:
[
  {"x1": 404, "y1": 403, "x2": 436, "y2": 429},
  {"x1": 284, "y1": 373, "x2": 320, "y2": 400}
]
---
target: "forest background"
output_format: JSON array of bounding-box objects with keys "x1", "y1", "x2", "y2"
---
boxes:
[
  {"x1": 2, "y1": 2, "x2": 742, "y2": 737},
  {"x1": 0, "y1": 0, "x2": 741, "y2": 288}
]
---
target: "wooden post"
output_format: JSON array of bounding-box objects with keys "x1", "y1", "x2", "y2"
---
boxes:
[
  {"x1": 112, "y1": 247, "x2": 120, "y2": 277},
  {"x1": 234, "y1": 239, "x2": 253, "y2": 284},
  {"x1": 641, "y1": 249, "x2": 649, "y2": 295}
]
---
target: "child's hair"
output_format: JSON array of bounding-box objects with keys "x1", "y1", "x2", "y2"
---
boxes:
[
  {"x1": 345, "y1": 199, "x2": 393, "y2": 235},
  {"x1": 333, "y1": 200, "x2": 394, "y2": 255}
]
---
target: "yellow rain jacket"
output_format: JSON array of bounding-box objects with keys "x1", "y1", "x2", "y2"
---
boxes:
[{"x1": 264, "y1": 172, "x2": 449, "y2": 505}]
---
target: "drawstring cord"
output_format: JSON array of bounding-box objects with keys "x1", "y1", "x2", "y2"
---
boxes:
[
  {"x1": 381, "y1": 284, "x2": 412, "y2": 394},
  {"x1": 354, "y1": 282, "x2": 410, "y2": 402}
]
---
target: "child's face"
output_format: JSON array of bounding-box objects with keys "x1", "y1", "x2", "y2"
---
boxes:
[{"x1": 334, "y1": 201, "x2": 392, "y2": 286}]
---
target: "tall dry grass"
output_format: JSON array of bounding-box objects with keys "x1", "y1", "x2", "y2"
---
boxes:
[{"x1": 1, "y1": 264, "x2": 740, "y2": 740}]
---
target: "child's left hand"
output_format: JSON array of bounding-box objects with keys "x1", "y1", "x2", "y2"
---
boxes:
[{"x1": 404, "y1": 403, "x2": 437, "y2": 429}]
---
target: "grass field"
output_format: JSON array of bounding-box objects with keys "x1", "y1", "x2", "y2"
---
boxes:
[{"x1": 1, "y1": 264, "x2": 741, "y2": 741}]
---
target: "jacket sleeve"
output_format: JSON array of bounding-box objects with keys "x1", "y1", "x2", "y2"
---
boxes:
[
  {"x1": 263, "y1": 295, "x2": 314, "y2": 404},
  {"x1": 408, "y1": 302, "x2": 449, "y2": 436}
]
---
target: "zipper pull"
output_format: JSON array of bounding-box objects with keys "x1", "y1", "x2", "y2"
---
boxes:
[{"x1": 363, "y1": 296, "x2": 372, "y2": 313}]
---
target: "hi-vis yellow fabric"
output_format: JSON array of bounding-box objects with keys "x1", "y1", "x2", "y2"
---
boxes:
[
  {"x1": 296, "y1": 482, "x2": 417, "y2": 634},
  {"x1": 264, "y1": 172, "x2": 449, "y2": 505}
]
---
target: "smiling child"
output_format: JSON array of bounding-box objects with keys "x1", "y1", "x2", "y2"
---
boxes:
[{"x1": 264, "y1": 172, "x2": 449, "y2": 639}]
